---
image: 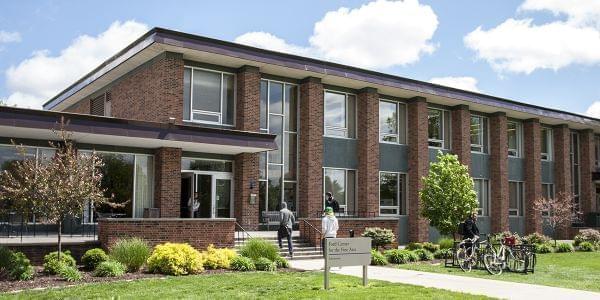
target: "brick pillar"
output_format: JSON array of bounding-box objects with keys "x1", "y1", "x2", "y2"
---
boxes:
[
  {"x1": 523, "y1": 119, "x2": 542, "y2": 234},
  {"x1": 154, "y1": 147, "x2": 182, "y2": 218},
  {"x1": 234, "y1": 65, "x2": 261, "y2": 229},
  {"x1": 357, "y1": 87, "x2": 380, "y2": 217},
  {"x1": 553, "y1": 124, "x2": 572, "y2": 239},
  {"x1": 298, "y1": 77, "x2": 324, "y2": 218},
  {"x1": 580, "y1": 129, "x2": 596, "y2": 218},
  {"x1": 490, "y1": 112, "x2": 509, "y2": 233},
  {"x1": 407, "y1": 97, "x2": 429, "y2": 242},
  {"x1": 451, "y1": 104, "x2": 471, "y2": 167}
]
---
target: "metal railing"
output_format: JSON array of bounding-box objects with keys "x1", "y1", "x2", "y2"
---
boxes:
[
  {"x1": 301, "y1": 219, "x2": 322, "y2": 254},
  {"x1": 0, "y1": 212, "x2": 97, "y2": 240},
  {"x1": 234, "y1": 221, "x2": 252, "y2": 247},
  {"x1": 312, "y1": 210, "x2": 379, "y2": 218}
]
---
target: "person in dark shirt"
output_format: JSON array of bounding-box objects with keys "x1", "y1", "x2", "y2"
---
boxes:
[
  {"x1": 324, "y1": 192, "x2": 340, "y2": 213},
  {"x1": 463, "y1": 212, "x2": 480, "y2": 256}
]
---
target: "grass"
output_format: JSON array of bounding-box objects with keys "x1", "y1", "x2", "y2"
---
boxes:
[
  {"x1": 397, "y1": 252, "x2": 600, "y2": 292},
  {"x1": 0, "y1": 271, "x2": 492, "y2": 300}
]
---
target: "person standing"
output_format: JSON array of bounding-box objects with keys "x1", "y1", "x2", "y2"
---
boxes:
[
  {"x1": 324, "y1": 192, "x2": 340, "y2": 213},
  {"x1": 321, "y1": 207, "x2": 339, "y2": 257},
  {"x1": 278, "y1": 202, "x2": 295, "y2": 258}
]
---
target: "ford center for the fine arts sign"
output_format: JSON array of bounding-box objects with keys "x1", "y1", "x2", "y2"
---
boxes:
[{"x1": 324, "y1": 237, "x2": 371, "y2": 289}]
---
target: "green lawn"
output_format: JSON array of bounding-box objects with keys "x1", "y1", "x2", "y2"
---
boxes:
[
  {"x1": 397, "y1": 252, "x2": 600, "y2": 292},
  {"x1": 1, "y1": 271, "x2": 492, "y2": 300}
]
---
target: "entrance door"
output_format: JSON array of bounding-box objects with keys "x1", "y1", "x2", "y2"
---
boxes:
[
  {"x1": 215, "y1": 178, "x2": 232, "y2": 218},
  {"x1": 182, "y1": 172, "x2": 233, "y2": 218},
  {"x1": 196, "y1": 174, "x2": 212, "y2": 218}
]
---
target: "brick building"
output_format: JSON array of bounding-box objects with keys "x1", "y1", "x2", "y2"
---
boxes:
[{"x1": 2, "y1": 28, "x2": 600, "y2": 248}]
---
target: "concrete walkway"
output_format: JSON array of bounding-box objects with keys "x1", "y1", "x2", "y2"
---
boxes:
[{"x1": 290, "y1": 259, "x2": 600, "y2": 300}]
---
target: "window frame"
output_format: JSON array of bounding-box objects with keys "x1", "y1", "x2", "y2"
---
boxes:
[
  {"x1": 507, "y1": 121, "x2": 522, "y2": 157},
  {"x1": 541, "y1": 183, "x2": 555, "y2": 217},
  {"x1": 541, "y1": 127, "x2": 553, "y2": 161},
  {"x1": 378, "y1": 99, "x2": 407, "y2": 145},
  {"x1": 427, "y1": 107, "x2": 451, "y2": 149},
  {"x1": 323, "y1": 90, "x2": 357, "y2": 139},
  {"x1": 322, "y1": 167, "x2": 357, "y2": 215},
  {"x1": 473, "y1": 178, "x2": 489, "y2": 216},
  {"x1": 470, "y1": 114, "x2": 488, "y2": 153},
  {"x1": 184, "y1": 66, "x2": 236, "y2": 127},
  {"x1": 508, "y1": 181, "x2": 525, "y2": 217},
  {"x1": 378, "y1": 171, "x2": 408, "y2": 216}
]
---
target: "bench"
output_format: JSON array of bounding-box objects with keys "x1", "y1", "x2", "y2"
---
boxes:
[{"x1": 260, "y1": 211, "x2": 298, "y2": 230}]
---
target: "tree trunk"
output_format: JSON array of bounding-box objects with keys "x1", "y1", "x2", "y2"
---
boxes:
[{"x1": 58, "y1": 220, "x2": 62, "y2": 260}]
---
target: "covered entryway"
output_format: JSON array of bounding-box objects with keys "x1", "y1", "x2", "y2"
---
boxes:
[{"x1": 181, "y1": 171, "x2": 233, "y2": 219}]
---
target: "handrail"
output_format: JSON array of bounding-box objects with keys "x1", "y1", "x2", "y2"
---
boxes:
[
  {"x1": 311, "y1": 210, "x2": 379, "y2": 218},
  {"x1": 301, "y1": 219, "x2": 322, "y2": 254},
  {"x1": 234, "y1": 221, "x2": 252, "y2": 247}
]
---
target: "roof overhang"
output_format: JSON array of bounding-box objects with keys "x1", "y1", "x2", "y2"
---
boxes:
[
  {"x1": 0, "y1": 107, "x2": 276, "y2": 155},
  {"x1": 44, "y1": 27, "x2": 600, "y2": 132}
]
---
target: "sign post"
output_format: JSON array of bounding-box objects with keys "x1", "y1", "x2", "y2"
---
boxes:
[{"x1": 323, "y1": 237, "x2": 371, "y2": 289}]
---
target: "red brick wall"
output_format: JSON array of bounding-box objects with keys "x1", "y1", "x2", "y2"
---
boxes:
[
  {"x1": 64, "y1": 99, "x2": 90, "y2": 114},
  {"x1": 407, "y1": 97, "x2": 429, "y2": 242},
  {"x1": 357, "y1": 88, "x2": 380, "y2": 216},
  {"x1": 6, "y1": 241, "x2": 100, "y2": 265},
  {"x1": 98, "y1": 218, "x2": 235, "y2": 249},
  {"x1": 580, "y1": 129, "x2": 596, "y2": 217},
  {"x1": 154, "y1": 147, "x2": 182, "y2": 218},
  {"x1": 524, "y1": 119, "x2": 542, "y2": 234},
  {"x1": 490, "y1": 112, "x2": 509, "y2": 233},
  {"x1": 235, "y1": 66, "x2": 261, "y2": 132},
  {"x1": 234, "y1": 153, "x2": 259, "y2": 230},
  {"x1": 298, "y1": 77, "x2": 324, "y2": 218},
  {"x1": 299, "y1": 217, "x2": 399, "y2": 247},
  {"x1": 553, "y1": 124, "x2": 572, "y2": 239},
  {"x1": 451, "y1": 104, "x2": 471, "y2": 167}
]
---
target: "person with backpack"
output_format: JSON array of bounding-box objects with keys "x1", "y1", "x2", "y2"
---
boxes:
[
  {"x1": 460, "y1": 211, "x2": 480, "y2": 256},
  {"x1": 278, "y1": 202, "x2": 295, "y2": 258}
]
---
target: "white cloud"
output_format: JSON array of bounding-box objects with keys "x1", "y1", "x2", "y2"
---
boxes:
[
  {"x1": 465, "y1": 0, "x2": 600, "y2": 74},
  {"x1": 234, "y1": 0, "x2": 438, "y2": 69},
  {"x1": 4, "y1": 20, "x2": 148, "y2": 108},
  {"x1": 429, "y1": 76, "x2": 480, "y2": 92},
  {"x1": 585, "y1": 101, "x2": 600, "y2": 118},
  {"x1": 0, "y1": 30, "x2": 21, "y2": 43}
]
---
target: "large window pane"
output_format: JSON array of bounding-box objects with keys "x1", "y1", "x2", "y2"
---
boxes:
[
  {"x1": 471, "y1": 116, "x2": 482, "y2": 148},
  {"x1": 134, "y1": 155, "x2": 154, "y2": 218},
  {"x1": 269, "y1": 82, "x2": 284, "y2": 115},
  {"x1": 285, "y1": 85, "x2": 298, "y2": 131},
  {"x1": 398, "y1": 104, "x2": 406, "y2": 144},
  {"x1": 97, "y1": 153, "x2": 135, "y2": 218},
  {"x1": 260, "y1": 81, "x2": 268, "y2": 129},
  {"x1": 267, "y1": 165, "x2": 282, "y2": 211},
  {"x1": 192, "y1": 69, "x2": 221, "y2": 112},
  {"x1": 324, "y1": 168, "x2": 346, "y2": 209},
  {"x1": 474, "y1": 179, "x2": 488, "y2": 216},
  {"x1": 346, "y1": 170, "x2": 356, "y2": 214},
  {"x1": 0, "y1": 145, "x2": 35, "y2": 171},
  {"x1": 259, "y1": 152, "x2": 267, "y2": 180},
  {"x1": 222, "y1": 74, "x2": 235, "y2": 125},
  {"x1": 325, "y1": 92, "x2": 346, "y2": 130},
  {"x1": 347, "y1": 95, "x2": 356, "y2": 139},
  {"x1": 507, "y1": 121, "x2": 519, "y2": 156},
  {"x1": 284, "y1": 133, "x2": 297, "y2": 180},
  {"x1": 183, "y1": 68, "x2": 191, "y2": 120},
  {"x1": 380, "y1": 101, "x2": 398, "y2": 142},
  {"x1": 283, "y1": 182, "x2": 296, "y2": 212},
  {"x1": 259, "y1": 180, "x2": 267, "y2": 218},
  {"x1": 380, "y1": 172, "x2": 398, "y2": 214},
  {"x1": 268, "y1": 115, "x2": 283, "y2": 164},
  {"x1": 181, "y1": 158, "x2": 233, "y2": 172},
  {"x1": 428, "y1": 109, "x2": 443, "y2": 147}
]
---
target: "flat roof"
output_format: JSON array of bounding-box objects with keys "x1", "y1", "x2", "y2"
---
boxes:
[{"x1": 43, "y1": 27, "x2": 600, "y2": 130}]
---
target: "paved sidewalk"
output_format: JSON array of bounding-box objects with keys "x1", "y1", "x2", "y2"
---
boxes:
[{"x1": 290, "y1": 259, "x2": 600, "y2": 300}]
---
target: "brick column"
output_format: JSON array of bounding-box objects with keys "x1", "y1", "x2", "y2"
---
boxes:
[
  {"x1": 154, "y1": 147, "x2": 182, "y2": 218},
  {"x1": 451, "y1": 104, "x2": 471, "y2": 167},
  {"x1": 234, "y1": 65, "x2": 261, "y2": 229},
  {"x1": 523, "y1": 119, "x2": 542, "y2": 234},
  {"x1": 489, "y1": 112, "x2": 509, "y2": 233},
  {"x1": 553, "y1": 124, "x2": 572, "y2": 239},
  {"x1": 407, "y1": 97, "x2": 429, "y2": 242},
  {"x1": 298, "y1": 77, "x2": 324, "y2": 218},
  {"x1": 579, "y1": 129, "x2": 596, "y2": 218},
  {"x1": 357, "y1": 87, "x2": 380, "y2": 217}
]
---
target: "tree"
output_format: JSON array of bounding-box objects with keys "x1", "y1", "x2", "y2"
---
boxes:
[
  {"x1": 420, "y1": 151, "x2": 478, "y2": 239},
  {"x1": 533, "y1": 192, "x2": 582, "y2": 246},
  {"x1": 0, "y1": 119, "x2": 113, "y2": 259}
]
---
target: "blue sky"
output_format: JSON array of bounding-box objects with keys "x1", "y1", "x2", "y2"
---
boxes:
[{"x1": 0, "y1": 0, "x2": 599, "y2": 116}]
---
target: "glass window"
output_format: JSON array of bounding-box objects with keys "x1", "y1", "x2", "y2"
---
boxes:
[
  {"x1": 324, "y1": 91, "x2": 356, "y2": 138},
  {"x1": 134, "y1": 155, "x2": 154, "y2": 218},
  {"x1": 267, "y1": 165, "x2": 282, "y2": 211},
  {"x1": 541, "y1": 183, "x2": 554, "y2": 217},
  {"x1": 323, "y1": 168, "x2": 356, "y2": 215},
  {"x1": 379, "y1": 172, "x2": 407, "y2": 215},
  {"x1": 96, "y1": 153, "x2": 135, "y2": 218},
  {"x1": 571, "y1": 132, "x2": 581, "y2": 211},
  {"x1": 428, "y1": 108, "x2": 451, "y2": 148},
  {"x1": 269, "y1": 82, "x2": 284, "y2": 115},
  {"x1": 474, "y1": 179, "x2": 489, "y2": 216},
  {"x1": 379, "y1": 100, "x2": 405, "y2": 144},
  {"x1": 471, "y1": 115, "x2": 488, "y2": 153},
  {"x1": 183, "y1": 67, "x2": 234, "y2": 125},
  {"x1": 507, "y1": 121, "x2": 521, "y2": 157},
  {"x1": 509, "y1": 181, "x2": 524, "y2": 216},
  {"x1": 260, "y1": 81, "x2": 268, "y2": 130},
  {"x1": 541, "y1": 127, "x2": 552, "y2": 160},
  {"x1": 181, "y1": 158, "x2": 233, "y2": 172},
  {"x1": 0, "y1": 145, "x2": 36, "y2": 171}
]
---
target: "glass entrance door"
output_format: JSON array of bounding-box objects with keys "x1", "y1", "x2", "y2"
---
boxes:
[
  {"x1": 216, "y1": 178, "x2": 232, "y2": 218},
  {"x1": 196, "y1": 174, "x2": 212, "y2": 218},
  {"x1": 185, "y1": 172, "x2": 233, "y2": 218}
]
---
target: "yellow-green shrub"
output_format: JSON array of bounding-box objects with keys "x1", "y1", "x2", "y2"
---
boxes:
[
  {"x1": 202, "y1": 244, "x2": 237, "y2": 269},
  {"x1": 147, "y1": 243, "x2": 205, "y2": 276}
]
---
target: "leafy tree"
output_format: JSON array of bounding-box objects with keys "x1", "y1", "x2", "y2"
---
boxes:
[
  {"x1": 533, "y1": 192, "x2": 582, "y2": 246},
  {"x1": 0, "y1": 118, "x2": 114, "y2": 259},
  {"x1": 419, "y1": 151, "x2": 478, "y2": 239}
]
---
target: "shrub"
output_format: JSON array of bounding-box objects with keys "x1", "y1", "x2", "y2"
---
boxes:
[
  {"x1": 239, "y1": 238, "x2": 279, "y2": 261},
  {"x1": 81, "y1": 248, "x2": 109, "y2": 270},
  {"x1": 422, "y1": 242, "x2": 440, "y2": 253},
  {"x1": 433, "y1": 248, "x2": 453, "y2": 259},
  {"x1": 274, "y1": 256, "x2": 289, "y2": 269},
  {"x1": 254, "y1": 257, "x2": 277, "y2": 271},
  {"x1": 437, "y1": 238, "x2": 455, "y2": 250},
  {"x1": 203, "y1": 244, "x2": 237, "y2": 269},
  {"x1": 94, "y1": 261, "x2": 126, "y2": 277},
  {"x1": 230, "y1": 256, "x2": 256, "y2": 271},
  {"x1": 578, "y1": 241, "x2": 595, "y2": 252},
  {"x1": 110, "y1": 237, "x2": 150, "y2": 272},
  {"x1": 556, "y1": 242, "x2": 574, "y2": 253},
  {"x1": 573, "y1": 229, "x2": 600, "y2": 246},
  {"x1": 384, "y1": 249, "x2": 417, "y2": 264},
  {"x1": 406, "y1": 242, "x2": 423, "y2": 250},
  {"x1": 523, "y1": 232, "x2": 551, "y2": 245},
  {"x1": 43, "y1": 251, "x2": 76, "y2": 275},
  {"x1": 6, "y1": 252, "x2": 34, "y2": 281},
  {"x1": 370, "y1": 249, "x2": 388, "y2": 266},
  {"x1": 147, "y1": 243, "x2": 204, "y2": 276},
  {"x1": 362, "y1": 227, "x2": 395, "y2": 249},
  {"x1": 57, "y1": 263, "x2": 82, "y2": 282},
  {"x1": 413, "y1": 249, "x2": 434, "y2": 261},
  {"x1": 0, "y1": 246, "x2": 12, "y2": 270},
  {"x1": 534, "y1": 243, "x2": 554, "y2": 254}
]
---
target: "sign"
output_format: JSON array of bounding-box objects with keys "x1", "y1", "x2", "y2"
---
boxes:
[{"x1": 324, "y1": 237, "x2": 371, "y2": 289}]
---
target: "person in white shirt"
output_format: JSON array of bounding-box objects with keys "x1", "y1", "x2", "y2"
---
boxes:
[{"x1": 321, "y1": 206, "x2": 339, "y2": 256}]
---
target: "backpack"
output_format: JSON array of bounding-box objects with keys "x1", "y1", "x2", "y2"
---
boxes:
[{"x1": 457, "y1": 222, "x2": 465, "y2": 236}]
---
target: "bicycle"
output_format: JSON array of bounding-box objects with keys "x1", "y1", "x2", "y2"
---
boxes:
[
  {"x1": 483, "y1": 236, "x2": 529, "y2": 275},
  {"x1": 455, "y1": 235, "x2": 493, "y2": 272}
]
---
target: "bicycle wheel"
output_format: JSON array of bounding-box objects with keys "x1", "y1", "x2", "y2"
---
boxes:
[
  {"x1": 456, "y1": 247, "x2": 472, "y2": 272},
  {"x1": 507, "y1": 250, "x2": 526, "y2": 273},
  {"x1": 483, "y1": 253, "x2": 503, "y2": 275}
]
